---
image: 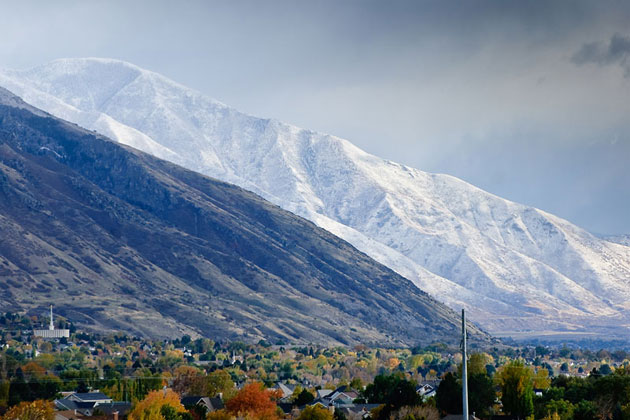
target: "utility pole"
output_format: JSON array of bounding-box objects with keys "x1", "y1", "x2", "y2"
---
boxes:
[{"x1": 462, "y1": 309, "x2": 469, "y2": 420}]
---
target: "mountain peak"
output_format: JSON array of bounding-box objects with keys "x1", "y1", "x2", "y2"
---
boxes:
[
  {"x1": 2, "y1": 59, "x2": 629, "y2": 340},
  {"x1": 0, "y1": 86, "x2": 482, "y2": 345}
]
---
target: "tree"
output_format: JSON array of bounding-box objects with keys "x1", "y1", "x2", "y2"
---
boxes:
[
  {"x1": 436, "y1": 373, "x2": 461, "y2": 414},
  {"x1": 467, "y1": 353, "x2": 492, "y2": 376},
  {"x1": 349, "y1": 377, "x2": 363, "y2": 390},
  {"x1": 333, "y1": 409, "x2": 347, "y2": 420},
  {"x1": 542, "y1": 399, "x2": 574, "y2": 420},
  {"x1": 205, "y1": 410, "x2": 234, "y2": 420},
  {"x1": 296, "y1": 405, "x2": 333, "y2": 420},
  {"x1": 293, "y1": 389, "x2": 315, "y2": 406},
  {"x1": 225, "y1": 382, "x2": 281, "y2": 420},
  {"x1": 205, "y1": 370, "x2": 235, "y2": 398},
  {"x1": 388, "y1": 405, "x2": 439, "y2": 420},
  {"x1": 363, "y1": 374, "x2": 420, "y2": 420},
  {"x1": 468, "y1": 373, "x2": 496, "y2": 418},
  {"x1": 1, "y1": 400, "x2": 54, "y2": 420},
  {"x1": 128, "y1": 389, "x2": 186, "y2": 420},
  {"x1": 572, "y1": 400, "x2": 597, "y2": 420},
  {"x1": 172, "y1": 366, "x2": 203, "y2": 396},
  {"x1": 496, "y1": 360, "x2": 534, "y2": 418},
  {"x1": 599, "y1": 364, "x2": 613, "y2": 376},
  {"x1": 533, "y1": 368, "x2": 551, "y2": 390}
]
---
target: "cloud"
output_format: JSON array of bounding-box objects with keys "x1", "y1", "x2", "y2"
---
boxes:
[{"x1": 572, "y1": 33, "x2": 630, "y2": 75}]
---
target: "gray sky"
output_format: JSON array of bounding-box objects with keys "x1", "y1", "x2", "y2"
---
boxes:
[{"x1": 2, "y1": 0, "x2": 629, "y2": 234}]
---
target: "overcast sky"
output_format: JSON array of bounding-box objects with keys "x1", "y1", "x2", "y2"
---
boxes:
[{"x1": 1, "y1": 0, "x2": 629, "y2": 234}]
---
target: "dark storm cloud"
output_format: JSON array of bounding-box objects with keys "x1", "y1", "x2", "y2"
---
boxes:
[
  {"x1": 1, "y1": 0, "x2": 630, "y2": 234},
  {"x1": 572, "y1": 34, "x2": 630, "y2": 75}
]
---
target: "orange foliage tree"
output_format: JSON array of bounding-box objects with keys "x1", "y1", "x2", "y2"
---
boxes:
[
  {"x1": 128, "y1": 389, "x2": 186, "y2": 420},
  {"x1": 225, "y1": 382, "x2": 282, "y2": 420},
  {"x1": 1, "y1": 400, "x2": 54, "y2": 420}
]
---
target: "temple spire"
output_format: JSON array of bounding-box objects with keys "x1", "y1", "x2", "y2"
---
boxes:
[{"x1": 49, "y1": 305, "x2": 54, "y2": 330}]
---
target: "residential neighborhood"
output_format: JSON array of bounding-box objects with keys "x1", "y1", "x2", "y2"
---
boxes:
[{"x1": 1, "y1": 312, "x2": 630, "y2": 419}]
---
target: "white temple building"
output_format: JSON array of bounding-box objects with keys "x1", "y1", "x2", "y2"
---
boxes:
[{"x1": 33, "y1": 305, "x2": 70, "y2": 338}]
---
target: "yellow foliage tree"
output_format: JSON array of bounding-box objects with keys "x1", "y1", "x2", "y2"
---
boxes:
[
  {"x1": 128, "y1": 389, "x2": 186, "y2": 420},
  {"x1": 1, "y1": 400, "x2": 54, "y2": 420},
  {"x1": 206, "y1": 410, "x2": 234, "y2": 420},
  {"x1": 533, "y1": 368, "x2": 551, "y2": 390},
  {"x1": 296, "y1": 405, "x2": 333, "y2": 420}
]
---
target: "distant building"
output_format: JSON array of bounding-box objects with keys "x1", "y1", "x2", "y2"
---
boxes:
[{"x1": 33, "y1": 305, "x2": 70, "y2": 338}]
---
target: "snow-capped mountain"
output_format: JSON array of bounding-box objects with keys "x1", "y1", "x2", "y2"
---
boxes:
[{"x1": 2, "y1": 58, "x2": 629, "y2": 338}]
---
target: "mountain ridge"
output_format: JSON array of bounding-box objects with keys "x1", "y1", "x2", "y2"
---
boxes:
[
  {"x1": 0, "y1": 85, "x2": 489, "y2": 345},
  {"x1": 2, "y1": 59, "x2": 629, "y2": 339}
]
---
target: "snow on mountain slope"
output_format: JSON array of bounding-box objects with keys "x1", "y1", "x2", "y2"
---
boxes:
[{"x1": 2, "y1": 58, "x2": 629, "y2": 337}]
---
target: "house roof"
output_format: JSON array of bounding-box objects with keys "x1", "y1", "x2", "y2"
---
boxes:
[
  {"x1": 95, "y1": 402, "x2": 133, "y2": 416},
  {"x1": 275, "y1": 383, "x2": 296, "y2": 398},
  {"x1": 181, "y1": 396, "x2": 224, "y2": 411},
  {"x1": 181, "y1": 396, "x2": 205, "y2": 407},
  {"x1": 69, "y1": 392, "x2": 112, "y2": 402},
  {"x1": 208, "y1": 397, "x2": 224, "y2": 410},
  {"x1": 55, "y1": 399, "x2": 96, "y2": 411},
  {"x1": 317, "y1": 389, "x2": 333, "y2": 399}
]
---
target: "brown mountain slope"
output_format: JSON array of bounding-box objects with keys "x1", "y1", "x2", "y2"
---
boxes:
[{"x1": 0, "y1": 87, "x2": 489, "y2": 346}]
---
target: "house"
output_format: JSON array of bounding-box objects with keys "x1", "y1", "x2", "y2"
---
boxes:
[
  {"x1": 416, "y1": 384, "x2": 436, "y2": 399},
  {"x1": 66, "y1": 392, "x2": 113, "y2": 404},
  {"x1": 94, "y1": 402, "x2": 133, "y2": 418},
  {"x1": 273, "y1": 382, "x2": 296, "y2": 401},
  {"x1": 55, "y1": 409, "x2": 87, "y2": 420},
  {"x1": 54, "y1": 399, "x2": 98, "y2": 417},
  {"x1": 316, "y1": 389, "x2": 333, "y2": 399},
  {"x1": 322, "y1": 386, "x2": 359, "y2": 406},
  {"x1": 336, "y1": 404, "x2": 380, "y2": 419},
  {"x1": 180, "y1": 396, "x2": 224, "y2": 413},
  {"x1": 54, "y1": 392, "x2": 117, "y2": 417}
]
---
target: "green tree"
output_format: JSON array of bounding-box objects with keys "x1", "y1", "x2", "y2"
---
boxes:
[
  {"x1": 572, "y1": 400, "x2": 597, "y2": 420},
  {"x1": 363, "y1": 374, "x2": 420, "y2": 420},
  {"x1": 436, "y1": 372, "x2": 461, "y2": 415},
  {"x1": 543, "y1": 399, "x2": 574, "y2": 420},
  {"x1": 293, "y1": 389, "x2": 315, "y2": 406},
  {"x1": 468, "y1": 373, "x2": 496, "y2": 418}
]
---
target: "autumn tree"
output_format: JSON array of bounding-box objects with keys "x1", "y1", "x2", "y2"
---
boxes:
[
  {"x1": 204, "y1": 370, "x2": 235, "y2": 398},
  {"x1": 296, "y1": 405, "x2": 333, "y2": 420},
  {"x1": 225, "y1": 382, "x2": 281, "y2": 420},
  {"x1": 458, "y1": 353, "x2": 492, "y2": 377},
  {"x1": 388, "y1": 405, "x2": 439, "y2": 420},
  {"x1": 172, "y1": 366, "x2": 204, "y2": 396},
  {"x1": 129, "y1": 389, "x2": 186, "y2": 420},
  {"x1": 9, "y1": 363, "x2": 60, "y2": 405},
  {"x1": 1, "y1": 400, "x2": 54, "y2": 420},
  {"x1": 496, "y1": 360, "x2": 534, "y2": 418},
  {"x1": 205, "y1": 410, "x2": 234, "y2": 420},
  {"x1": 533, "y1": 368, "x2": 551, "y2": 390}
]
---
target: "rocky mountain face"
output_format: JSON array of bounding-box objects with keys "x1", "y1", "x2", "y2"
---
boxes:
[
  {"x1": 0, "y1": 87, "x2": 485, "y2": 346},
  {"x1": 1, "y1": 59, "x2": 629, "y2": 339}
]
